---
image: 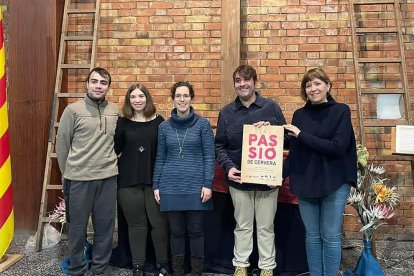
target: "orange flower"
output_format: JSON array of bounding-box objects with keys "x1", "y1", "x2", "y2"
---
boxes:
[{"x1": 373, "y1": 183, "x2": 392, "y2": 203}]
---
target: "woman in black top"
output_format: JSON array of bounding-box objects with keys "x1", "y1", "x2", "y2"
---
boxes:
[
  {"x1": 283, "y1": 68, "x2": 357, "y2": 276},
  {"x1": 115, "y1": 83, "x2": 169, "y2": 276}
]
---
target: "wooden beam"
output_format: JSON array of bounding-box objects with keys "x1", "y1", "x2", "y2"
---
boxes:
[
  {"x1": 220, "y1": 0, "x2": 240, "y2": 106},
  {"x1": 8, "y1": 0, "x2": 62, "y2": 229},
  {"x1": 0, "y1": 254, "x2": 24, "y2": 272}
]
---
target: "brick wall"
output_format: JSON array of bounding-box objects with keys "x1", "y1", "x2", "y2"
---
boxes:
[
  {"x1": 93, "y1": 0, "x2": 414, "y2": 240},
  {"x1": 2, "y1": 0, "x2": 411, "y2": 238},
  {"x1": 0, "y1": 0, "x2": 412, "y2": 240},
  {"x1": 97, "y1": 0, "x2": 222, "y2": 125}
]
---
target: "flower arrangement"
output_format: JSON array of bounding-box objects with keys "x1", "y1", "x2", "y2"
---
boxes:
[
  {"x1": 49, "y1": 197, "x2": 66, "y2": 235},
  {"x1": 347, "y1": 144, "x2": 400, "y2": 241}
]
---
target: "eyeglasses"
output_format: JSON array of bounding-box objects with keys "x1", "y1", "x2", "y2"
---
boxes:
[{"x1": 174, "y1": 94, "x2": 191, "y2": 99}]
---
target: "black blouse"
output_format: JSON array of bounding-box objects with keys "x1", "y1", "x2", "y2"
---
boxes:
[{"x1": 114, "y1": 115, "x2": 164, "y2": 189}]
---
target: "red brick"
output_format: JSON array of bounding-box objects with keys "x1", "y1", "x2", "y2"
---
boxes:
[{"x1": 299, "y1": 44, "x2": 325, "y2": 51}]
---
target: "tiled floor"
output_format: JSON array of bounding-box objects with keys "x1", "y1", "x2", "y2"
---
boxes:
[{"x1": 1, "y1": 231, "x2": 413, "y2": 276}]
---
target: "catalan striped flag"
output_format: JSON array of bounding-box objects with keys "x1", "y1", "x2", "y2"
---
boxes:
[{"x1": 0, "y1": 5, "x2": 14, "y2": 259}]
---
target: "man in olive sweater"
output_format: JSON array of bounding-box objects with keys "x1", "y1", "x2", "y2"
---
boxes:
[{"x1": 56, "y1": 67, "x2": 119, "y2": 276}]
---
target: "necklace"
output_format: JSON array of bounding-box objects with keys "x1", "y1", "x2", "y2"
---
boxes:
[
  {"x1": 175, "y1": 127, "x2": 189, "y2": 160},
  {"x1": 133, "y1": 115, "x2": 148, "y2": 152}
]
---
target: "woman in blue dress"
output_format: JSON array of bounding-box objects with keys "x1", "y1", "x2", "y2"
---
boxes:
[{"x1": 153, "y1": 81, "x2": 215, "y2": 276}]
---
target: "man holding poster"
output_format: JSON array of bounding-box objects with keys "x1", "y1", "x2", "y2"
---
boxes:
[{"x1": 215, "y1": 65, "x2": 288, "y2": 276}]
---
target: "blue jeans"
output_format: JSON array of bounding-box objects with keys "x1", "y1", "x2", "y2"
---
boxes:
[{"x1": 298, "y1": 184, "x2": 350, "y2": 276}]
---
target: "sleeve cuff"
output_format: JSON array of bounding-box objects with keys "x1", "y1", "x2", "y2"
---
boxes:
[{"x1": 204, "y1": 179, "x2": 213, "y2": 189}]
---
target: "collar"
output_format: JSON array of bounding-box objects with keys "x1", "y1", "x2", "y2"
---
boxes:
[
  {"x1": 234, "y1": 92, "x2": 265, "y2": 110},
  {"x1": 169, "y1": 106, "x2": 198, "y2": 128},
  {"x1": 304, "y1": 95, "x2": 336, "y2": 109},
  {"x1": 84, "y1": 94, "x2": 107, "y2": 107}
]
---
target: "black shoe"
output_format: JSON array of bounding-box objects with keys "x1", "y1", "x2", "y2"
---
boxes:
[
  {"x1": 158, "y1": 263, "x2": 171, "y2": 276},
  {"x1": 133, "y1": 265, "x2": 145, "y2": 276}
]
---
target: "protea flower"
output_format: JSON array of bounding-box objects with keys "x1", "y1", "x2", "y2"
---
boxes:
[
  {"x1": 373, "y1": 183, "x2": 399, "y2": 206},
  {"x1": 348, "y1": 189, "x2": 364, "y2": 205},
  {"x1": 49, "y1": 198, "x2": 66, "y2": 224},
  {"x1": 368, "y1": 163, "x2": 385, "y2": 175},
  {"x1": 376, "y1": 204, "x2": 395, "y2": 220}
]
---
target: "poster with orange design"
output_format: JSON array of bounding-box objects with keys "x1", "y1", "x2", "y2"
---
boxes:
[{"x1": 241, "y1": 125, "x2": 284, "y2": 186}]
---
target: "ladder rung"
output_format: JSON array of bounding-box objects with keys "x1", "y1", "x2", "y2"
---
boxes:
[
  {"x1": 42, "y1": 217, "x2": 60, "y2": 223},
  {"x1": 361, "y1": 88, "x2": 403, "y2": 94},
  {"x1": 356, "y1": 27, "x2": 397, "y2": 34},
  {"x1": 50, "y1": 153, "x2": 57, "y2": 158},
  {"x1": 374, "y1": 155, "x2": 414, "y2": 161},
  {"x1": 57, "y1": 93, "x2": 85, "y2": 98},
  {"x1": 64, "y1": 35, "x2": 94, "y2": 41},
  {"x1": 61, "y1": 64, "x2": 91, "y2": 69},
  {"x1": 353, "y1": 0, "x2": 395, "y2": 5},
  {"x1": 358, "y1": 58, "x2": 401, "y2": 63},
  {"x1": 47, "y1": 185, "x2": 62, "y2": 190},
  {"x1": 364, "y1": 119, "x2": 407, "y2": 127},
  {"x1": 67, "y1": 9, "x2": 97, "y2": 14}
]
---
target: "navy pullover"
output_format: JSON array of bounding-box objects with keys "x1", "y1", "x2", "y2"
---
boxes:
[
  {"x1": 215, "y1": 92, "x2": 288, "y2": 191},
  {"x1": 287, "y1": 96, "x2": 357, "y2": 198}
]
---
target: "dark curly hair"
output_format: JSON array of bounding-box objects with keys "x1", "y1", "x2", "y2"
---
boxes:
[{"x1": 170, "y1": 81, "x2": 195, "y2": 100}]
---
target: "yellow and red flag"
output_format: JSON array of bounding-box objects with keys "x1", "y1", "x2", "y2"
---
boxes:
[{"x1": 0, "y1": 5, "x2": 13, "y2": 259}]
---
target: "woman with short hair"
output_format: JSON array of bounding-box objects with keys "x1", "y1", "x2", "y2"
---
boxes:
[
  {"x1": 153, "y1": 81, "x2": 215, "y2": 276},
  {"x1": 284, "y1": 68, "x2": 357, "y2": 276}
]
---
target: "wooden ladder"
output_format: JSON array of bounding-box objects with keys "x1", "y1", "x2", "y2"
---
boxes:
[
  {"x1": 349, "y1": 0, "x2": 412, "y2": 148},
  {"x1": 35, "y1": 0, "x2": 101, "y2": 252}
]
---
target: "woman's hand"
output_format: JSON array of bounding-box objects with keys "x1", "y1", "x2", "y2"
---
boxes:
[
  {"x1": 267, "y1": 184, "x2": 279, "y2": 189},
  {"x1": 283, "y1": 124, "x2": 301, "y2": 138},
  {"x1": 253, "y1": 121, "x2": 270, "y2": 128},
  {"x1": 154, "y1": 189, "x2": 160, "y2": 204},
  {"x1": 201, "y1": 187, "x2": 212, "y2": 203},
  {"x1": 228, "y1": 167, "x2": 242, "y2": 184}
]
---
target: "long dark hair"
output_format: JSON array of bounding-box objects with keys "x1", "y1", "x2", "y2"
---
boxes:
[{"x1": 122, "y1": 83, "x2": 156, "y2": 119}]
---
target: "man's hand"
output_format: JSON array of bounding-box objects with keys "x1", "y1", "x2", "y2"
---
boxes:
[
  {"x1": 253, "y1": 121, "x2": 270, "y2": 128},
  {"x1": 228, "y1": 167, "x2": 242, "y2": 184},
  {"x1": 201, "y1": 187, "x2": 212, "y2": 203},
  {"x1": 267, "y1": 184, "x2": 279, "y2": 189}
]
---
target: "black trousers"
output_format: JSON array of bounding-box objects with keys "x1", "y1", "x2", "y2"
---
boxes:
[
  {"x1": 167, "y1": 211, "x2": 204, "y2": 257},
  {"x1": 118, "y1": 185, "x2": 169, "y2": 266}
]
